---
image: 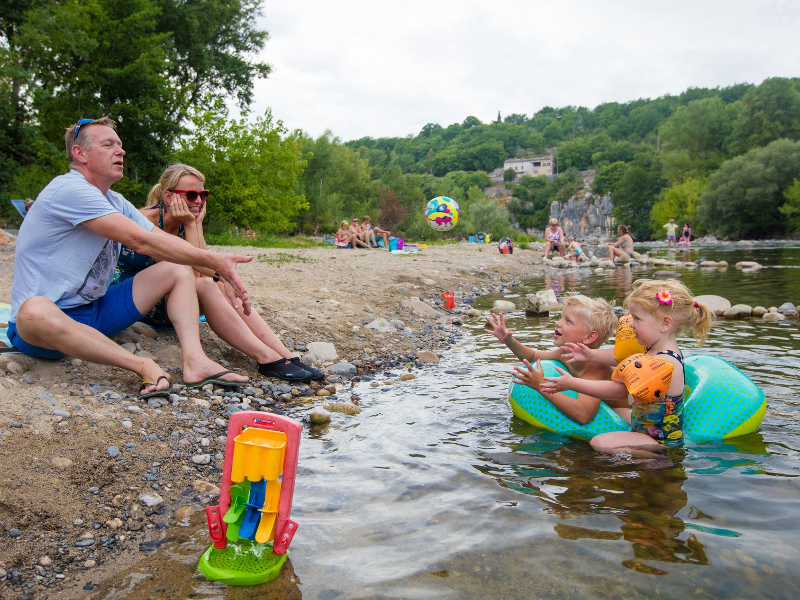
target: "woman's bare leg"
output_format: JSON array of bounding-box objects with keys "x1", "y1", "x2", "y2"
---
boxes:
[{"x1": 195, "y1": 277, "x2": 282, "y2": 364}]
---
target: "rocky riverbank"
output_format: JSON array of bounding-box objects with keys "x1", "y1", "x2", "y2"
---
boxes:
[{"x1": 0, "y1": 239, "x2": 548, "y2": 598}]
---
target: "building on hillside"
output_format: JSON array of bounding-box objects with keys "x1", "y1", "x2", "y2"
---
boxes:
[{"x1": 503, "y1": 156, "x2": 554, "y2": 179}]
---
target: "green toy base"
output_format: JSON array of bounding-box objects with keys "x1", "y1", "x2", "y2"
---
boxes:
[{"x1": 198, "y1": 540, "x2": 288, "y2": 586}]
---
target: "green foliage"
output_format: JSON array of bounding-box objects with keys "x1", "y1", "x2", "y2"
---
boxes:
[
  {"x1": 503, "y1": 168, "x2": 516, "y2": 183},
  {"x1": 660, "y1": 97, "x2": 732, "y2": 177},
  {"x1": 611, "y1": 163, "x2": 664, "y2": 239},
  {"x1": 779, "y1": 178, "x2": 800, "y2": 234},
  {"x1": 177, "y1": 104, "x2": 308, "y2": 232},
  {"x1": 593, "y1": 161, "x2": 628, "y2": 195},
  {"x1": 256, "y1": 251, "x2": 313, "y2": 265},
  {"x1": 728, "y1": 78, "x2": 800, "y2": 154},
  {"x1": 1, "y1": 0, "x2": 269, "y2": 202},
  {"x1": 650, "y1": 177, "x2": 707, "y2": 236},
  {"x1": 699, "y1": 139, "x2": 800, "y2": 238}
]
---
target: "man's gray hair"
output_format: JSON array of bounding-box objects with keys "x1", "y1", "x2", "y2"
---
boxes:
[{"x1": 64, "y1": 117, "x2": 117, "y2": 165}]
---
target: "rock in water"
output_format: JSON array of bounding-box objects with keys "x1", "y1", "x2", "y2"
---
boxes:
[
  {"x1": 694, "y1": 295, "x2": 731, "y2": 316},
  {"x1": 722, "y1": 304, "x2": 753, "y2": 319},
  {"x1": 492, "y1": 300, "x2": 516, "y2": 312},
  {"x1": 525, "y1": 289, "x2": 558, "y2": 315}
]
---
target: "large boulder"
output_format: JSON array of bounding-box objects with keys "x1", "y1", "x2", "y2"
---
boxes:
[
  {"x1": 763, "y1": 312, "x2": 786, "y2": 322},
  {"x1": 615, "y1": 252, "x2": 631, "y2": 264},
  {"x1": 694, "y1": 295, "x2": 731, "y2": 316},
  {"x1": 492, "y1": 300, "x2": 516, "y2": 312},
  {"x1": 525, "y1": 289, "x2": 559, "y2": 315},
  {"x1": 722, "y1": 304, "x2": 753, "y2": 319},
  {"x1": 598, "y1": 260, "x2": 615, "y2": 269},
  {"x1": 778, "y1": 302, "x2": 798, "y2": 317}
]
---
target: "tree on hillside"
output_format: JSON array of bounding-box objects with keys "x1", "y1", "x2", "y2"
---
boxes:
[
  {"x1": 728, "y1": 78, "x2": 800, "y2": 155},
  {"x1": 611, "y1": 164, "x2": 664, "y2": 239},
  {"x1": 504, "y1": 113, "x2": 527, "y2": 125},
  {"x1": 699, "y1": 139, "x2": 800, "y2": 238},
  {"x1": 779, "y1": 178, "x2": 800, "y2": 234},
  {"x1": 593, "y1": 161, "x2": 628, "y2": 195},
  {"x1": 660, "y1": 97, "x2": 732, "y2": 175},
  {"x1": 504, "y1": 168, "x2": 516, "y2": 183}
]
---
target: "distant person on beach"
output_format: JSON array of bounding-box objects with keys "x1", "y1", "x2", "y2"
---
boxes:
[
  {"x1": 336, "y1": 220, "x2": 370, "y2": 249},
  {"x1": 485, "y1": 295, "x2": 627, "y2": 424},
  {"x1": 545, "y1": 218, "x2": 565, "y2": 258},
  {"x1": 360, "y1": 215, "x2": 390, "y2": 249},
  {"x1": 112, "y1": 163, "x2": 321, "y2": 382},
  {"x1": 663, "y1": 218, "x2": 678, "y2": 247},
  {"x1": 682, "y1": 222, "x2": 692, "y2": 249},
  {"x1": 566, "y1": 236, "x2": 584, "y2": 262},
  {"x1": 7, "y1": 117, "x2": 252, "y2": 398},
  {"x1": 605, "y1": 225, "x2": 634, "y2": 260}
]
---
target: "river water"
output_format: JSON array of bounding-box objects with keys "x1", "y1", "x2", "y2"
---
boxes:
[{"x1": 98, "y1": 243, "x2": 800, "y2": 600}]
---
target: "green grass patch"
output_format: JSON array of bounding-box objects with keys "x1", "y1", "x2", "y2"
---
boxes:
[
  {"x1": 256, "y1": 252, "x2": 313, "y2": 265},
  {"x1": 205, "y1": 233, "x2": 327, "y2": 249}
]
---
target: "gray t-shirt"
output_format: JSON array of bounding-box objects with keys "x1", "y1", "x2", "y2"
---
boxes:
[{"x1": 10, "y1": 170, "x2": 154, "y2": 322}]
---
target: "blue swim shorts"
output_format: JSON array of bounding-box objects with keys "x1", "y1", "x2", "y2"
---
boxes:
[{"x1": 8, "y1": 277, "x2": 144, "y2": 359}]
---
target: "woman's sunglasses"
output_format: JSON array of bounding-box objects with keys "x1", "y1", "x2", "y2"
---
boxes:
[{"x1": 169, "y1": 189, "x2": 210, "y2": 202}]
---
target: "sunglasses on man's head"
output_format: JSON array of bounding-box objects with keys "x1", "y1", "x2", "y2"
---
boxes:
[
  {"x1": 73, "y1": 118, "x2": 96, "y2": 141},
  {"x1": 170, "y1": 189, "x2": 210, "y2": 202}
]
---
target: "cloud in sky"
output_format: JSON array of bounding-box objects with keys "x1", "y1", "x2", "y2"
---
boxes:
[{"x1": 249, "y1": 0, "x2": 800, "y2": 141}]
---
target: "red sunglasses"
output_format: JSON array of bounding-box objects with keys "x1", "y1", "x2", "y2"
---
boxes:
[{"x1": 169, "y1": 189, "x2": 209, "y2": 202}]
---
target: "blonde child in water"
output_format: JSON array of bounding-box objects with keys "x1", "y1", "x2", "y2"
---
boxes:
[
  {"x1": 540, "y1": 279, "x2": 713, "y2": 453},
  {"x1": 486, "y1": 295, "x2": 626, "y2": 424}
]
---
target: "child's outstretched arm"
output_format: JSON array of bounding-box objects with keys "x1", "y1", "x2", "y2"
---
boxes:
[
  {"x1": 511, "y1": 359, "x2": 601, "y2": 424},
  {"x1": 561, "y1": 342, "x2": 618, "y2": 366},
  {"x1": 485, "y1": 313, "x2": 563, "y2": 362},
  {"x1": 540, "y1": 365, "x2": 629, "y2": 401}
]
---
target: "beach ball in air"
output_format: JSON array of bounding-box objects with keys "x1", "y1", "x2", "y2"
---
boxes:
[{"x1": 425, "y1": 196, "x2": 460, "y2": 231}]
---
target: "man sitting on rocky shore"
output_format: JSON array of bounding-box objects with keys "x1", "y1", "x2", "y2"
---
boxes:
[{"x1": 8, "y1": 117, "x2": 251, "y2": 397}]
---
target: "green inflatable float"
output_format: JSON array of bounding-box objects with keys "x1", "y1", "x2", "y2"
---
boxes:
[{"x1": 507, "y1": 356, "x2": 766, "y2": 442}]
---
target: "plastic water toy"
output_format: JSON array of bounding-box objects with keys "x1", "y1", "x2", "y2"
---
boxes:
[
  {"x1": 425, "y1": 196, "x2": 460, "y2": 231},
  {"x1": 442, "y1": 291, "x2": 455, "y2": 309},
  {"x1": 507, "y1": 356, "x2": 765, "y2": 442},
  {"x1": 613, "y1": 314, "x2": 645, "y2": 362},
  {"x1": 198, "y1": 411, "x2": 301, "y2": 586}
]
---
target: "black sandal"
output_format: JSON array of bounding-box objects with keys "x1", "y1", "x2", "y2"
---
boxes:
[
  {"x1": 258, "y1": 358, "x2": 312, "y2": 382},
  {"x1": 289, "y1": 357, "x2": 325, "y2": 381}
]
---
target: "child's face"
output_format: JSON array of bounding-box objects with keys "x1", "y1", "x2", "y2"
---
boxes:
[
  {"x1": 628, "y1": 302, "x2": 667, "y2": 347},
  {"x1": 554, "y1": 305, "x2": 594, "y2": 347}
]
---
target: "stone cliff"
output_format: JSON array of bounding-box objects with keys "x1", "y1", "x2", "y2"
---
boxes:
[{"x1": 549, "y1": 170, "x2": 616, "y2": 240}]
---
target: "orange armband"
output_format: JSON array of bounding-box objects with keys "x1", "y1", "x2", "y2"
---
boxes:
[
  {"x1": 612, "y1": 353, "x2": 673, "y2": 405},
  {"x1": 613, "y1": 314, "x2": 646, "y2": 362}
]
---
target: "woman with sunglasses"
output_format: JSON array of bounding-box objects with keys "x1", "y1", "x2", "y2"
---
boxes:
[{"x1": 113, "y1": 163, "x2": 322, "y2": 382}]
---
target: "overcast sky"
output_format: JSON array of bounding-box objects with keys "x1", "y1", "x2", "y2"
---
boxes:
[{"x1": 249, "y1": 0, "x2": 800, "y2": 141}]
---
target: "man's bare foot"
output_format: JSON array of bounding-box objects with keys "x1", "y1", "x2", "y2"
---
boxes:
[
  {"x1": 140, "y1": 364, "x2": 172, "y2": 395},
  {"x1": 183, "y1": 356, "x2": 249, "y2": 386}
]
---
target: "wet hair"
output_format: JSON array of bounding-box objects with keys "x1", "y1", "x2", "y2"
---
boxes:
[
  {"x1": 562, "y1": 295, "x2": 617, "y2": 349},
  {"x1": 145, "y1": 163, "x2": 205, "y2": 208},
  {"x1": 617, "y1": 224, "x2": 630, "y2": 236},
  {"x1": 624, "y1": 278, "x2": 713, "y2": 346},
  {"x1": 64, "y1": 116, "x2": 116, "y2": 165}
]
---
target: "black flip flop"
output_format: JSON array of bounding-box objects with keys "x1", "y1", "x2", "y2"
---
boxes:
[
  {"x1": 139, "y1": 375, "x2": 172, "y2": 400},
  {"x1": 184, "y1": 370, "x2": 247, "y2": 389}
]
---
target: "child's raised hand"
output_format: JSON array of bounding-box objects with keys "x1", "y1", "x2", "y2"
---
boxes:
[
  {"x1": 511, "y1": 359, "x2": 544, "y2": 391},
  {"x1": 561, "y1": 342, "x2": 592, "y2": 363},
  {"x1": 485, "y1": 312, "x2": 513, "y2": 343},
  {"x1": 540, "y1": 365, "x2": 575, "y2": 394}
]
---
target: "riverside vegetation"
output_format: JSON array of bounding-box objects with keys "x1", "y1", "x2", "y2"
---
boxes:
[{"x1": 4, "y1": 3, "x2": 800, "y2": 241}]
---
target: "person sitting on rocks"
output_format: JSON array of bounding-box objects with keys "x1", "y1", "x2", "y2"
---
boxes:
[
  {"x1": 360, "y1": 215, "x2": 390, "y2": 249},
  {"x1": 566, "y1": 236, "x2": 585, "y2": 262},
  {"x1": 8, "y1": 117, "x2": 250, "y2": 398},
  {"x1": 544, "y1": 218, "x2": 565, "y2": 258},
  {"x1": 336, "y1": 220, "x2": 370, "y2": 249},
  {"x1": 112, "y1": 163, "x2": 322, "y2": 382},
  {"x1": 605, "y1": 225, "x2": 634, "y2": 261}
]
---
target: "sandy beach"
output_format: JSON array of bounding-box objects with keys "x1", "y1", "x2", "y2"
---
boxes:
[{"x1": 0, "y1": 239, "x2": 546, "y2": 598}]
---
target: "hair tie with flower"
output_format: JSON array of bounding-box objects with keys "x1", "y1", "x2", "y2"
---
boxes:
[{"x1": 656, "y1": 289, "x2": 673, "y2": 305}]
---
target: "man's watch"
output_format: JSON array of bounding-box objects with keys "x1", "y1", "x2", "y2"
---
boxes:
[{"x1": 213, "y1": 272, "x2": 220, "y2": 282}]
